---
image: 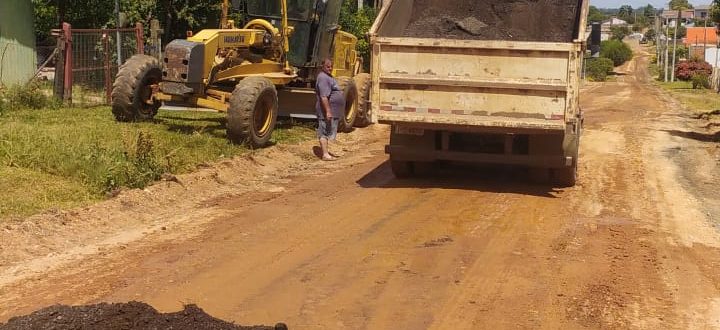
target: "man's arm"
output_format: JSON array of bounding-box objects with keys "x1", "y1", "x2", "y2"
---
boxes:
[
  {"x1": 318, "y1": 77, "x2": 333, "y2": 119},
  {"x1": 321, "y1": 96, "x2": 332, "y2": 119}
]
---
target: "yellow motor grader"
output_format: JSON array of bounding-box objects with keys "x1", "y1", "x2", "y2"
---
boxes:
[{"x1": 111, "y1": 0, "x2": 371, "y2": 147}]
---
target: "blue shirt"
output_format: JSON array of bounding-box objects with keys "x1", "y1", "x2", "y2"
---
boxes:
[{"x1": 315, "y1": 71, "x2": 345, "y2": 119}]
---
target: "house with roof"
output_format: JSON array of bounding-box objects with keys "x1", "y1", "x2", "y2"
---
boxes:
[
  {"x1": 661, "y1": 8, "x2": 695, "y2": 27},
  {"x1": 694, "y1": 5, "x2": 711, "y2": 20},
  {"x1": 0, "y1": 0, "x2": 37, "y2": 86}
]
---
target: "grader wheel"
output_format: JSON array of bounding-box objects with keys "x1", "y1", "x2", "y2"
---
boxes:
[
  {"x1": 336, "y1": 76, "x2": 358, "y2": 133},
  {"x1": 353, "y1": 73, "x2": 372, "y2": 127},
  {"x1": 111, "y1": 55, "x2": 162, "y2": 121},
  {"x1": 227, "y1": 77, "x2": 278, "y2": 147}
]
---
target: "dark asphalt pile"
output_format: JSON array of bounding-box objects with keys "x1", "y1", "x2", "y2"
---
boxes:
[
  {"x1": 403, "y1": 0, "x2": 580, "y2": 42},
  {"x1": 0, "y1": 302, "x2": 288, "y2": 330}
]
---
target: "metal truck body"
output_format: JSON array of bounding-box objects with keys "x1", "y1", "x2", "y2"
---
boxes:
[{"x1": 368, "y1": 0, "x2": 589, "y2": 185}]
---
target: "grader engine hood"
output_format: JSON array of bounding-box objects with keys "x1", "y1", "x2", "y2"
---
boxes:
[{"x1": 162, "y1": 40, "x2": 206, "y2": 95}]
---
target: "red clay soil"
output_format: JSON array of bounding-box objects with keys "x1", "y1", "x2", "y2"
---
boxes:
[
  {"x1": 0, "y1": 302, "x2": 286, "y2": 330},
  {"x1": 404, "y1": 0, "x2": 580, "y2": 42}
]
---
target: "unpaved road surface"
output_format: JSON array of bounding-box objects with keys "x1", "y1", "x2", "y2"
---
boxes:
[{"x1": 2, "y1": 44, "x2": 720, "y2": 329}]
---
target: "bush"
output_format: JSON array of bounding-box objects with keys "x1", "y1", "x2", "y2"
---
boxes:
[
  {"x1": 600, "y1": 40, "x2": 633, "y2": 66},
  {"x1": 675, "y1": 60, "x2": 713, "y2": 81},
  {"x1": 610, "y1": 26, "x2": 631, "y2": 41},
  {"x1": 339, "y1": 2, "x2": 377, "y2": 71},
  {"x1": 0, "y1": 80, "x2": 59, "y2": 111},
  {"x1": 691, "y1": 72, "x2": 710, "y2": 89},
  {"x1": 586, "y1": 57, "x2": 614, "y2": 81},
  {"x1": 644, "y1": 29, "x2": 656, "y2": 42}
]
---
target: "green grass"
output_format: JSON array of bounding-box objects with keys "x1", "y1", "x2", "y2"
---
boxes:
[
  {"x1": 655, "y1": 80, "x2": 720, "y2": 115},
  {"x1": 647, "y1": 58, "x2": 720, "y2": 116},
  {"x1": 0, "y1": 106, "x2": 316, "y2": 220}
]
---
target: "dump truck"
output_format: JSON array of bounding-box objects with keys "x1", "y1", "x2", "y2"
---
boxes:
[{"x1": 368, "y1": 0, "x2": 589, "y2": 186}]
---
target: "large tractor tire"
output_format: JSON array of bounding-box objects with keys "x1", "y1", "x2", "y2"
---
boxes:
[
  {"x1": 353, "y1": 73, "x2": 372, "y2": 127},
  {"x1": 227, "y1": 77, "x2": 278, "y2": 148},
  {"x1": 336, "y1": 76, "x2": 358, "y2": 133},
  {"x1": 111, "y1": 54, "x2": 162, "y2": 122}
]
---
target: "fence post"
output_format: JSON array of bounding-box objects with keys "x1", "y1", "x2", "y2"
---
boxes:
[
  {"x1": 63, "y1": 22, "x2": 73, "y2": 103},
  {"x1": 135, "y1": 22, "x2": 144, "y2": 55},
  {"x1": 103, "y1": 34, "x2": 112, "y2": 104}
]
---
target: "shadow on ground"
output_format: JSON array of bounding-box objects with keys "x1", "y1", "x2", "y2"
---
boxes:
[
  {"x1": 357, "y1": 161, "x2": 565, "y2": 198},
  {"x1": 0, "y1": 301, "x2": 288, "y2": 330},
  {"x1": 664, "y1": 129, "x2": 720, "y2": 143}
]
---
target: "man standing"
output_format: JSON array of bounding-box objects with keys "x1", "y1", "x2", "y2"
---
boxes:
[{"x1": 315, "y1": 58, "x2": 345, "y2": 161}]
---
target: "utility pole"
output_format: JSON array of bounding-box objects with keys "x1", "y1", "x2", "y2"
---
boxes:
[
  {"x1": 671, "y1": 15, "x2": 678, "y2": 82},
  {"x1": 115, "y1": 0, "x2": 122, "y2": 66},
  {"x1": 665, "y1": 17, "x2": 670, "y2": 82},
  {"x1": 704, "y1": 17, "x2": 708, "y2": 61}
]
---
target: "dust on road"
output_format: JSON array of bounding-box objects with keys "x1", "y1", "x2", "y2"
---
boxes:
[{"x1": 1, "y1": 43, "x2": 720, "y2": 329}]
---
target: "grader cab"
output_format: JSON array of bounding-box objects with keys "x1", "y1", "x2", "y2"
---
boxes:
[{"x1": 111, "y1": 0, "x2": 371, "y2": 147}]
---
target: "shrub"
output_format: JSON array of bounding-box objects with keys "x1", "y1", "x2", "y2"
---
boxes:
[
  {"x1": 339, "y1": 3, "x2": 377, "y2": 71},
  {"x1": 610, "y1": 26, "x2": 631, "y2": 41},
  {"x1": 0, "y1": 80, "x2": 59, "y2": 111},
  {"x1": 586, "y1": 57, "x2": 614, "y2": 81},
  {"x1": 675, "y1": 60, "x2": 713, "y2": 81},
  {"x1": 644, "y1": 29, "x2": 656, "y2": 42},
  {"x1": 691, "y1": 72, "x2": 710, "y2": 89},
  {"x1": 600, "y1": 40, "x2": 633, "y2": 66}
]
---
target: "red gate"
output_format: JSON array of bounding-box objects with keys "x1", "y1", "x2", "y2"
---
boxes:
[{"x1": 56, "y1": 22, "x2": 144, "y2": 106}]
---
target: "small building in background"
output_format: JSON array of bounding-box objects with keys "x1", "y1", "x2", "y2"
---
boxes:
[
  {"x1": 0, "y1": 0, "x2": 37, "y2": 87},
  {"x1": 694, "y1": 5, "x2": 711, "y2": 20}
]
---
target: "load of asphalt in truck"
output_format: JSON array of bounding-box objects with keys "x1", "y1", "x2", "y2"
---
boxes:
[{"x1": 403, "y1": 0, "x2": 580, "y2": 42}]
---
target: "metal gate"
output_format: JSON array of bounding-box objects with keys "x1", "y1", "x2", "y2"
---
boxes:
[{"x1": 55, "y1": 22, "x2": 144, "y2": 107}]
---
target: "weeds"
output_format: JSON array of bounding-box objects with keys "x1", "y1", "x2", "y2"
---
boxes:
[
  {"x1": 0, "y1": 80, "x2": 60, "y2": 112},
  {"x1": 0, "y1": 106, "x2": 316, "y2": 221}
]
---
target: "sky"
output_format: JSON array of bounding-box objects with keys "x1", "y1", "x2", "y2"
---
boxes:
[{"x1": 590, "y1": 0, "x2": 708, "y2": 9}]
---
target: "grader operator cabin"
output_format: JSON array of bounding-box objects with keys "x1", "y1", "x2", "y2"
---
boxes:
[
  {"x1": 111, "y1": 0, "x2": 371, "y2": 147},
  {"x1": 370, "y1": 0, "x2": 588, "y2": 186}
]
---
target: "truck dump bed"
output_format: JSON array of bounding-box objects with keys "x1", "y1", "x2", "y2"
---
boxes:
[{"x1": 369, "y1": 0, "x2": 589, "y2": 132}]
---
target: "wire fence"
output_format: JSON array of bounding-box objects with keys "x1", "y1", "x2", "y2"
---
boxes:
[
  {"x1": 47, "y1": 23, "x2": 145, "y2": 107},
  {"x1": 69, "y1": 29, "x2": 140, "y2": 106}
]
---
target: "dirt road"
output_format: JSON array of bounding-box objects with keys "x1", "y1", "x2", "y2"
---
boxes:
[{"x1": 2, "y1": 45, "x2": 720, "y2": 329}]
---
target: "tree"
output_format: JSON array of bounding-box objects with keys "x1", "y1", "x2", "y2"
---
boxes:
[
  {"x1": 642, "y1": 4, "x2": 656, "y2": 18},
  {"x1": 618, "y1": 5, "x2": 634, "y2": 20},
  {"x1": 610, "y1": 26, "x2": 631, "y2": 41},
  {"x1": 339, "y1": 1, "x2": 378, "y2": 70},
  {"x1": 669, "y1": 0, "x2": 692, "y2": 81},
  {"x1": 588, "y1": 6, "x2": 606, "y2": 23}
]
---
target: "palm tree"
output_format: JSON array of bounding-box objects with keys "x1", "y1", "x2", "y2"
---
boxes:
[{"x1": 669, "y1": 0, "x2": 692, "y2": 81}]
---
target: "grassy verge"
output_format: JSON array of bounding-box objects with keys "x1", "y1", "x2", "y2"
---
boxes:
[
  {"x1": 647, "y1": 58, "x2": 720, "y2": 116},
  {"x1": 0, "y1": 106, "x2": 316, "y2": 220}
]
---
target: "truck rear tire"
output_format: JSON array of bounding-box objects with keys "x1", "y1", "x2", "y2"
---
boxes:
[
  {"x1": 336, "y1": 76, "x2": 358, "y2": 133},
  {"x1": 352, "y1": 73, "x2": 372, "y2": 127},
  {"x1": 553, "y1": 136, "x2": 579, "y2": 187},
  {"x1": 227, "y1": 77, "x2": 278, "y2": 147},
  {"x1": 111, "y1": 54, "x2": 162, "y2": 122},
  {"x1": 391, "y1": 160, "x2": 413, "y2": 178}
]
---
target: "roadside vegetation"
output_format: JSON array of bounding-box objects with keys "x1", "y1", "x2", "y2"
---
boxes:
[
  {"x1": 0, "y1": 83, "x2": 316, "y2": 221},
  {"x1": 586, "y1": 39, "x2": 633, "y2": 82},
  {"x1": 647, "y1": 51, "x2": 720, "y2": 117}
]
